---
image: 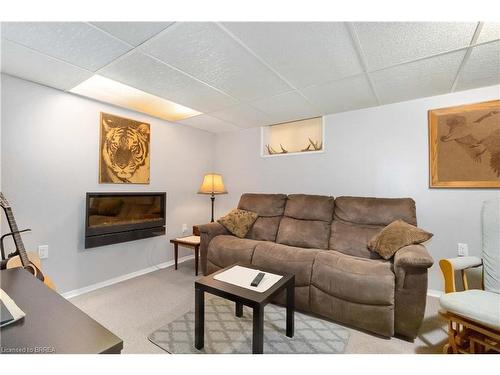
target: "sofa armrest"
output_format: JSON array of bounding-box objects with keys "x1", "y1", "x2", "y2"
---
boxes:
[
  {"x1": 198, "y1": 222, "x2": 228, "y2": 235},
  {"x1": 392, "y1": 244, "x2": 434, "y2": 339},
  {"x1": 394, "y1": 244, "x2": 434, "y2": 271},
  {"x1": 198, "y1": 222, "x2": 230, "y2": 275},
  {"x1": 393, "y1": 244, "x2": 433, "y2": 291}
]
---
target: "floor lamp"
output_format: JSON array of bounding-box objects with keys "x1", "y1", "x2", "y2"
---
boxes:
[{"x1": 198, "y1": 173, "x2": 227, "y2": 222}]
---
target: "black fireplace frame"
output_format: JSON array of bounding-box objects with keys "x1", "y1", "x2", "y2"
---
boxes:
[{"x1": 85, "y1": 192, "x2": 166, "y2": 249}]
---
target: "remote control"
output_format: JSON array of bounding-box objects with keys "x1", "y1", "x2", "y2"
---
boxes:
[{"x1": 251, "y1": 272, "x2": 265, "y2": 287}]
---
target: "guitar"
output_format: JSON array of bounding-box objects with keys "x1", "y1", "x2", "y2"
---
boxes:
[{"x1": 0, "y1": 193, "x2": 56, "y2": 290}]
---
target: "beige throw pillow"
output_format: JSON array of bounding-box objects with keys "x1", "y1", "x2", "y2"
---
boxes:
[
  {"x1": 368, "y1": 220, "x2": 433, "y2": 260},
  {"x1": 218, "y1": 209, "x2": 259, "y2": 238}
]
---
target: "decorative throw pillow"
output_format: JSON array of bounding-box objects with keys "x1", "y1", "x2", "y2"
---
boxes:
[
  {"x1": 217, "y1": 209, "x2": 259, "y2": 238},
  {"x1": 368, "y1": 220, "x2": 433, "y2": 260}
]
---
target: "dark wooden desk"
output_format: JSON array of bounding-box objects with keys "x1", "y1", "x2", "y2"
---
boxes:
[{"x1": 0, "y1": 268, "x2": 123, "y2": 354}]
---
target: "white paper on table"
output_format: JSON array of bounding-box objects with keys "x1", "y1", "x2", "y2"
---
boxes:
[{"x1": 213, "y1": 265, "x2": 283, "y2": 293}]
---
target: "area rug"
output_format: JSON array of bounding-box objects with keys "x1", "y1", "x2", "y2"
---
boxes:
[{"x1": 148, "y1": 296, "x2": 349, "y2": 354}]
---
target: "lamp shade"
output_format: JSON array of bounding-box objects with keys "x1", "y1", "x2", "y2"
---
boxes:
[{"x1": 198, "y1": 173, "x2": 227, "y2": 195}]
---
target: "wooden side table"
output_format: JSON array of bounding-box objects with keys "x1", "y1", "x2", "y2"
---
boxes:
[{"x1": 170, "y1": 236, "x2": 201, "y2": 276}]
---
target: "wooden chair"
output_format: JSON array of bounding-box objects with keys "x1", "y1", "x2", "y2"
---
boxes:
[{"x1": 439, "y1": 199, "x2": 500, "y2": 354}]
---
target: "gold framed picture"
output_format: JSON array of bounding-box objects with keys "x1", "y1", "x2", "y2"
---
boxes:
[
  {"x1": 429, "y1": 100, "x2": 500, "y2": 188},
  {"x1": 99, "y1": 112, "x2": 150, "y2": 184}
]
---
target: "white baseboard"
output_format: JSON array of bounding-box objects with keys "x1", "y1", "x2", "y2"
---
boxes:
[
  {"x1": 61, "y1": 255, "x2": 195, "y2": 299},
  {"x1": 427, "y1": 289, "x2": 443, "y2": 298}
]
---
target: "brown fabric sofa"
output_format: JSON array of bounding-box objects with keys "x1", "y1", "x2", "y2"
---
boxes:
[{"x1": 198, "y1": 193, "x2": 433, "y2": 339}]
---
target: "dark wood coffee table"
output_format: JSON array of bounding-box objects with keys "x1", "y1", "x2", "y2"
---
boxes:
[{"x1": 194, "y1": 263, "x2": 295, "y2": 354}]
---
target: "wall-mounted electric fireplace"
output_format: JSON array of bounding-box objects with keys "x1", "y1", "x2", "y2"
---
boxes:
[{"x1": 85, "y1": 192, "x2": 166, "y2": 249}]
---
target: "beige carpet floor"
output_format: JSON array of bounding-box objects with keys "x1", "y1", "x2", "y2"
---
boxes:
[{"x1": 70, "y1": 259, "x2": 448, "y2": 354}]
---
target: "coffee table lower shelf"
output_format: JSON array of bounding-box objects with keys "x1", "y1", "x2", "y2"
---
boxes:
[{"x1": 194, "y1": 263, "x2": 295, "y2": 354}]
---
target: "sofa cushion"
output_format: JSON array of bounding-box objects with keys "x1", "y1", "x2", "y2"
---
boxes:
[
  {"x1": 284, "y1": 194, "x2": 334, "y2": 222},
  {"x1": 245, "y1": 216, "x2": 282, "y2": 242},
  {"x1": 207, "y1": 235, "x2": 260, "y2": 269},
  {"x1": 330, "y1": 221, "x2": 383, "y2": 259},
  {"x1": 252, "y1": 242, "x2": 319, "y2": 310},
  {"x1": 334, "y1": 196, "x2": 417, "y2": 226},
  {"x1": 276, "y1": 217, "x2": 331, "y2": 249},
  {"x1": 275, "y1": 194, "x2": 334, "y2": 249},
  {"x1": 368, "y1": 220, "x2": 433, "y2": 260},
  {"x1": 311, "y1": 250, "x2": 395, "y2": 306},
  {"x1": 217, "y1": 209, "x2": 258, "y2": 238},
  {"x1": 252, "y1": 242, "x2": 319, "y2": 287},
  {"x1": 330, "y1": 196, "x2": 417, "y2": 258},
  {"x1": 310, "y1": 287, "x2": 395, "y2": 337},
  {"x1": 238, "y1": 193, "x2": 287, "y2": 217},
  {"x1": 238, "y1": 193, "x2": 287, "y2": 242}
]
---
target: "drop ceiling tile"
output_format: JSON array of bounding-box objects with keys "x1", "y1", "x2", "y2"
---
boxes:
[
  {"x1": 455, "y1": 40, "x2": 500, "y2": 91},
  {"x1": 100, "y1": 51, "x2": 237, "y2": 113},
  {"x1": 250, "y1": 90, "x2": 321, "y2": 124},
  {"x1": 90, "y1": 22, "x2": 174, "y2": 46},
  {"x1": 476, "y1": 22, "x2": 500, "y2": 44},
  {"x1": 222, "y1": 22, "x2": 363, "y2": 88},
  {"x1": 1, "y1": 22, "x2": 131, "y2": 71},
  {"x1": 177, "y1": 114, "x2": 239, "y2": 133},
  {"x1": 354, "y1": 22, "x2": 476, "y2": 70},
  {"x1": 1, "y1": 39, "x2": 93, "y2": 90},
  {"x1": 300, "y1": 74, "x2": 377, "y2": 114},
  {"x1": 140, "y1": 22, "x2": 291, "y2": 101},
  {"x1": 210, "y1": 104, "x2": 271, "y2": 128},
  {"x1": 371, "y1": 49, "x2": 466, "y2": 105}
]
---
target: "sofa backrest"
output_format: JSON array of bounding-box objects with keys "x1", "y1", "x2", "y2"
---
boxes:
[
  {"x1": 276, "y1": 194, "x2": 335, "y2": 250},
  {"x1": 330, "y1": 196, "x2": 417, "y2": 259},
  {"x1": 238, "y1": 193, "x2": 287, "y2": 242}
]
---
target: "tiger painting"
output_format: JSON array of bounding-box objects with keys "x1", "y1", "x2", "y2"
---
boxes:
[{"x1": 99, "y1": 113, "x2": 150, "y2": 184}]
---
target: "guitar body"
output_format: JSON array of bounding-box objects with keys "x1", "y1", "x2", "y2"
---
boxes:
[
  {"x1": 6, "y1": 251, "x2": 56, "y2": 291},
  {"x1": 1, "y1": 192, "x2": 57, "y2": 291}
]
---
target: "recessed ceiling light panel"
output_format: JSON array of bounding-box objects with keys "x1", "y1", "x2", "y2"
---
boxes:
[{"x1": 69, "y1": 75, "x2": 201, "y2": 122}]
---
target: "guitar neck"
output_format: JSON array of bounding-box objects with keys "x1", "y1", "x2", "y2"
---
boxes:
[{"x1": 3, "y1": 207, "x2": 30, "y2": 267}]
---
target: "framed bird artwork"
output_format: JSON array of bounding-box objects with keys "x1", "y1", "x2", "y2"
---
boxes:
[{"x1": 429, "y1": 99, "x2": 500, "y2": 188}]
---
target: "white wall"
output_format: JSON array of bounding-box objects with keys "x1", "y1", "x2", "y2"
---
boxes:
[
  {"x1": 214, "y1": 85, "x2": 500, "y2": 291},
  {"x1": 1, "y1": 74, "x2": 215, "y2": 293}
]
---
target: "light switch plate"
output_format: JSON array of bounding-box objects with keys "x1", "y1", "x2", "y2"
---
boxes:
[
  {"x1": 38, "y1": 245, "x2": 49, "y2": 259},
  {"x1": 457, "y1": 243, "x2": 469, "y2": 257},
  {"x1": 182, "y1": 224, "x2": 188, "y2": 234}
]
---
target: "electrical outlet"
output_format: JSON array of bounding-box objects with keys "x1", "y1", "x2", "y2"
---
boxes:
[
  {"x1": 38, "y1": 245, "x2": 49, "y2": 259},
  {"x1": 457, "y1": 243, "x2": 469, "y2": 257},
  {"x1": 182, "y1": 224, "x2": 188, "y2": 234}
]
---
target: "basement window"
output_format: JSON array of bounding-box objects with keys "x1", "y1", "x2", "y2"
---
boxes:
[{"x1": 261, "y1": 117, "x2": 324, "y2": 157}]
